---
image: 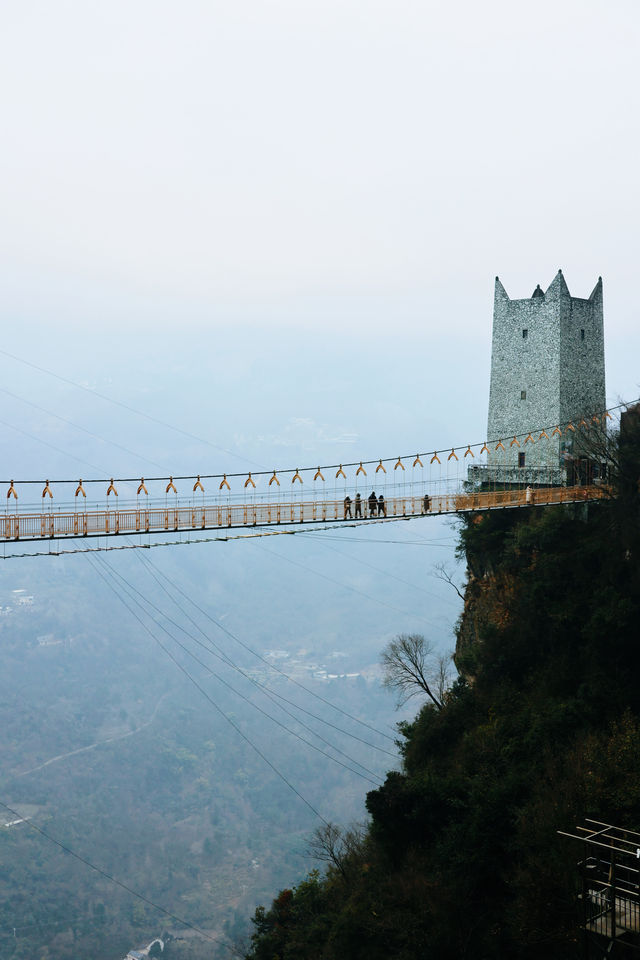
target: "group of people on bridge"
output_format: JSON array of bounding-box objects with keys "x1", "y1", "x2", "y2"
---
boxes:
[
  {"x1": 343, "y1": 491, "x2": 385, "y2": 519},
  {"x1": 343, "y1": 491, "x2": 431, "y2": 519}
]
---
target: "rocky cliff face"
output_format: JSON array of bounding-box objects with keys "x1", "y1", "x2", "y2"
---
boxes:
[
  {"x1": 244, "y1": 427, "x2": 640, "y2": 960},
  {"x1": 454, "y1": 513, "x2": 519, "y2": 680}
]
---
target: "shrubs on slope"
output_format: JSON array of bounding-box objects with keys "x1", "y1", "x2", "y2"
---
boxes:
[{"x1": 245, "y1": 426, "x2": 640, "y2": 959}]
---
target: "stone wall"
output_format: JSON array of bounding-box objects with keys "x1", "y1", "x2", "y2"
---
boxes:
[{"x1": 486, "y1": 270, "x2": 605, "y2": 472}]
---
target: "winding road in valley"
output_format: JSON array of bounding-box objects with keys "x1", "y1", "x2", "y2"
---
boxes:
[{"x1": 13, "y1": 693, "x2": 168, "y2": 779}]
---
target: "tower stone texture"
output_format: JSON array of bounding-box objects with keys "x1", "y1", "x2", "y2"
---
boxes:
[{"x1": 486, "y1": 270, "x2": 605, "y2": 475}]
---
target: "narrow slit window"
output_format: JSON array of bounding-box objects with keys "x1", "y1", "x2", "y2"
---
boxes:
[
  {"x1": 522, "y1": 329, "x2": 528, "y2": 339},
  {"x1": 518, "y1": 452, "x2": 526, "y2": 467},
  {"x1": 521, "y1": 390, "x2": 527, "y2": 400},
  {"x1": 581, "y1": 328, "x2": 585, "y2": 341}
]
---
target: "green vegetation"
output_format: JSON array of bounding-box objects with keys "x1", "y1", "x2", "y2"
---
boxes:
[
  {"x1": 0, "y1": 561, "x2": 399, "y2": 960},
  {"x1": 245, "y1": 423, "x2": 640, "y2": 959}
]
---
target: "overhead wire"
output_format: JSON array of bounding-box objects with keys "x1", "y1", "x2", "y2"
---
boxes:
[
  {"x1": 256, "y1": 541, "x2": 447, "y2": 633},
  {"x1": 0, "y1": 416, "x2": 109, "y2": 478},
  {"x1": 300, "y1": 537, "x2": 461, "y2": 608},
  {"x1": 0, "y1": 393, "x2": 633, "y2": 486},
  {"x1": 0, "y1": 346, "x2": 266, "y2": 472},
  {"x1": 0, "y1": 515, "x2": 434, "y2": 559},
  {"x1": 0, "y1": 531, "x2": 438, "y2": 756},
  {"x1": 0, "y1": 527, "x2": 396, "y2": 938},
  {"x1": 4, "y1": 345, "x2": 615, "y2": 942},
  {"x1": 298, "y1": 530, "x2": 458, "y2": 547},
  {"x1": 94, "y1": 562, "x2": 387, "y2": 783},
  {"x1": 131, "y1": 547, "x2": 399, "y2": 743},
  {"x1": 86, "y1": 555, "x2": 331, "y2": 825},
  {"x1": 93, "y1": 554, "x2": 387, "y2": 782},
  {"x1": 130, "y1": 547, "x2": 397, "y2": 758},
  {"x1": 0, "y1": 798, "x2": 224, "y2": 946},
  {"x1": 0, "y1": 484, "x2": 573, "y2": 561},
  {"x1": 0, "y1": 386, "x2": 167, "y2": 471}
]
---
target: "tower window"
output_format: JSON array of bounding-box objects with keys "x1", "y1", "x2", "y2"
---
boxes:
[
  {"x1": 521, "y1": 390, "x2": 527, "y2": 400},
  {"x1": 581, "y1": 328, "x2": 585, "y2": 340},
  {"x1": 522, "y1": 329, "x2": 528, "y2": 339},
  {"x1": 518, "y1": 452, "x2": 526, "y2": 467}
]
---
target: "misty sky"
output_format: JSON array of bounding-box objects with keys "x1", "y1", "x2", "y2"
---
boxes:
[
  {"x1": 0, "y1": 0, "x2": 638, "y2": 484},
  {"x1": 1, "y1": 0, "x2": 639, "y2": 797},
  {"x1": 2, "y1": 3, "x2": 638, "y2": 862}
]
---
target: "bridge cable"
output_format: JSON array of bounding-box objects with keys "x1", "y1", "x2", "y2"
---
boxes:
[
  {"x1": 87, "y1": 555, "x2": 332, "y2": 825},
  {"x1": 0, "y1": 798, "x2": 224, "y2": 946},
  {"x1": 130, "y1": 547, "x2": 397, "y2": 757},
  {"x1": 298, "y1": 537, "x2": 462, "y2": 609},
  {"x1": 299, "y1": 531, "x2": 458, "y2": 546},
  {"x1": 0, "y1": 347, "x2": 266, "y2": 472},
  {"x1": 2, "y1": 482, "x2": 601, "y2": 562},
  {"x1": 0, "y1": 514, "x2": 452, "y2": 560},
  {"x1": 0, "y1": 386, "x2": 167, "y2": 472},
  {"x1": 94, "y1": 555, "x2": 388, "y2": 780},
  {"x1": 0, "y1": 415, "x2": 109, "y2": 478},
  {"x1": 0, "y1": 397, "x2": 635, "y2": 486},
  {"x1": 130, "y1": 546, "x2": 399, "y2": 743},
  {"x1": 94, "y1": 559, "x2": 388, "y2": 779},
  {"x1": 256, "y1": 542, "x2": 445, "y2": 633}
]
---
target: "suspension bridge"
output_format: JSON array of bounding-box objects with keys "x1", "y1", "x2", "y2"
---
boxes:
[{"x1": 0, "y1": 403, "x2": 623, "y2": 558}]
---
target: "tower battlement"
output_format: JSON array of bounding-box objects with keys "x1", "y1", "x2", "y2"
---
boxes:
[{"x1": 486, "y1": 269, "x2": 605, "y2": 474}]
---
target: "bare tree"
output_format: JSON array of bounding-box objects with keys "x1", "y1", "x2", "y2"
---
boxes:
[
  {"x1": 433, "y1": 562, "x2": 465, "y2": 601},
  {"x1": 381, "y1": 633, "x2": 454, "y2": 709},
  {"x1": 434, "y1": 650, "x2": 455, "y2": 704},
  {"x1": 308, "y1": 821, "x2": 367, "y2": 883}
]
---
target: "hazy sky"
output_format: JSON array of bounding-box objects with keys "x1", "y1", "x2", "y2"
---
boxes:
[
  {"x1": 0, "y1": 1, "x2": 637, "y2": 792},
  {"x1": 0, "y1": 0, "x2": 638, "y2": 481},
  {"x1": 3, "y1": 4, "x2": 637, "y2": 845}
]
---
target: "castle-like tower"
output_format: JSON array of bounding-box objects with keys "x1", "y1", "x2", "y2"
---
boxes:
[{"x1": 486, "y1": 270, "x2": 605, "y2": 476}]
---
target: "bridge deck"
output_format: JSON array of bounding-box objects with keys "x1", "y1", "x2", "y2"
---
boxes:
[{"x1": 0, "y1": 484, "x2": 607, "y2": 543}]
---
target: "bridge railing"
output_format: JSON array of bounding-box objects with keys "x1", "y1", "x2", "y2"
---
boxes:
[{"x1": 0, "y1": 485, "x2": 610, "y2": 543}]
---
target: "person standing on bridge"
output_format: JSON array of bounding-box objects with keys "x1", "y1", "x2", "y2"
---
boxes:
[
  {"x1": 344, "y1": 495, "x2": 352, "y2": 519},
  {"x1": 422, "y1": 494, "x2": 431, "y2": 514},
  {"x1": 354, "y1": 493, "x2": 362, "y2": 518},
  {"x1": 378, "y1": 494, "x2": 386, "y2": 517},
  {"x1": 368, "y1": 491, "x2": 378, "y2": 517}
]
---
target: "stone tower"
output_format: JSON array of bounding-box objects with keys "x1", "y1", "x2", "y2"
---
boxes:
[{"x1": 486, "y1": 270, "x2": 605, "y2": 477}]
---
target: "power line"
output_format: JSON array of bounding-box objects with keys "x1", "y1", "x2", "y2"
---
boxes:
[
  {"x1": 0, "y1": 378, "x2": 632, "y2": 485},
  {"x1": 0, "y1": 799, "x2": 223, "y2": 946},
  {"x1": 95, "y1": 560, "x2": 384, "y2": 784},
  {"x1": 0, "y1": 386, "x2": 167, "y2": 471},
  {"x1": 0, "y1": 514, "x2": 449, "y2": 560},
  {"x1": 133, "y1": 547, "x2": 398, "y2": 743},
  {"x1": 303, "y1": 537, "x2": 461, "y2": 608},
  {"x1": 0, "y1": 346, "x2": 265, "y2": 472},
  {"x1": 94, "y1": 556, "x2": 385, "y2": 784},
  {"x1": 0, "y1": 415, "x2": 109, "y2": 477},
  {"x1": 299, "y1": 531, "x2": 458, "y2": 547},
  {"x1": 87, "y1": 556, "x2": 330, "y2": 826},
  {"x1": 256, "y1": 542, "x2": 448, "y2": 633},
  {"x1": 130, "y1": 550, "x2": 395, "y2": 766}
]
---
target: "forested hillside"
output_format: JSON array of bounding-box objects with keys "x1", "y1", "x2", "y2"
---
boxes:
[
  {"x1": 245, "y1": 420, "x2": 640, "y2": 959},
  {"x1": 0, "y1": 542, "x2": 414, "y2": 960}
]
